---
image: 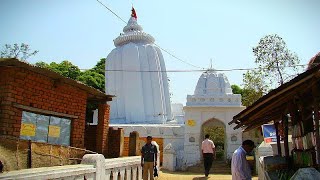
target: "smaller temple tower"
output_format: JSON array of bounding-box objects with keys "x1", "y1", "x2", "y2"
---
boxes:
[
  {"x1": 183, "y1": 68, "x2": 245, "y2": 166},
  {"x1": 187, "y1": 69, "x2": 241, "y2": 106}
]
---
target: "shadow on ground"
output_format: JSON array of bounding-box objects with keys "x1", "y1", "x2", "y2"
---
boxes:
[
  {"x1": 158, "y1": 168, "x2": 258, "y2": 180},
  {"x1": 161, "y1": 169, "x2": 230, "y2": 175},
  {"x1": 192, "y1": 176, "x2": 209, "y2": 180}
]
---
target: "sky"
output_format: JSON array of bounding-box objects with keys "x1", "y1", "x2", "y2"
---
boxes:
[{"x1": 1, "y1": 0, "x2": 320, "y2": 105}]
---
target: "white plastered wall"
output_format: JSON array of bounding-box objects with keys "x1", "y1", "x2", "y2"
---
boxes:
[{"x1": 183, "y1": 106, "x2": 245, "y2": 167}]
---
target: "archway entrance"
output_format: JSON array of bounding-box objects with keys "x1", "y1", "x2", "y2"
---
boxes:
[{"x1": 201, "y1": 119, "x2": 226, "y2": 160}]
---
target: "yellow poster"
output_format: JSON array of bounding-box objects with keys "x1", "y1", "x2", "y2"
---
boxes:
[
  {"x1": 48, "y1": 125, "x2": 61, "y2": 138},
  {"x1": 20, "y1": 123, "x2": 36, "y2": 136},
  {"x1": 187, "y1": 119, "x2": 196, "y2": 127}
]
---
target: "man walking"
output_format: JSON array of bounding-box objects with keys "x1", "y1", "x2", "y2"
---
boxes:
[
  {"x1": 231, "y1": 140, "x2": 255, "y2": 180},
  {"x1": 141, "y1": 136, "x2": 158, "y2": 180},
  {"x1": 201, "y1": 134, "x2": 216, "y2": 177}
]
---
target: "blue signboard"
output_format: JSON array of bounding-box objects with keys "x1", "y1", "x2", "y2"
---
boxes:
[{"x1": 262, "y1": 124, "x2": 277, "y2": 143}]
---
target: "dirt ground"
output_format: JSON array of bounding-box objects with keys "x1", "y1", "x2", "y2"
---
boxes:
[{"x1": 156, "y1": 169, "x2": 258, "y2": 180}]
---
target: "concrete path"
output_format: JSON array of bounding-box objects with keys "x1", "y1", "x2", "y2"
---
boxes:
[
  {"x1": 156, "y1": 161, "x2": 258, "y2": 180},
  {"x1": 157, "y1": 169, "x2": 258, "y2": 180}
]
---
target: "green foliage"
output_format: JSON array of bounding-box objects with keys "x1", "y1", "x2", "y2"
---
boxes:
[
  {"x1": 81, "y1": 58, "x2": 106, "y2": 92},
  {"x1": 78, "y1": 70, "x2": 105, "y2": 92},
  {"x1": 204, "y1": 126, "x2": 225, "y2": 159},
  {"x1": 252, "y1": 34, "x2": 300, "y2": 86},
  {"x1": 36, "y1": 61, "x2": 81, "y2": 80},
  {"x1": 35, "y1": 58, "x2": 106, "y2": 92},
  {"x1": 242, "y1": 70, "x2": 267, "y2": 106},
  {"x1": 34, "y1": 61, "x2": 48, "y2": 68},
  {"x1": 231, "y1": 84, "x2": 263, "y2": 107},
  {"x1": 0, "y1": 43, "x2": 38, "y2": 60},
  {"x1": 241, "y1": 34, "x2": 301, "y2": 106},
  {"x1": 91, "y1": 58, "x2": 106, "y2": 75},
  {"x1": 231, "y1": 84, "x2": 243, "y2": 94}
]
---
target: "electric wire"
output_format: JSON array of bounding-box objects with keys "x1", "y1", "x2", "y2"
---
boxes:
[
  {"x1": 1, "y1": 61, "x2": 311, "y2": 73},
  {"x1": 96, "y1": 0, "x2": 310, "y2": 72},
  {"x1": 79, "y1": 63, "x2": 308, "y2": 72},
  {"x1": 96, "y1": 0, "x2": 203, "y2": 69},
  {"x1": 96, "y1": 0, "x2": 127, "y2": 24}
]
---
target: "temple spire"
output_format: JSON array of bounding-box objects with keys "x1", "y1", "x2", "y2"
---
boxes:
[
  {"x1": 131, "y1": 7, "x2": 137, "y2": 19},
  {"x1": 205, "y1": 58, "x2": 215, "y2": 73}
]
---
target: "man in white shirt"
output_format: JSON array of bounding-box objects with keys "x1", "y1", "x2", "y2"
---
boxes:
[
  {"x1": 201, "y1": 134, "x2": 216, "y2": 177},
  {"x1": 231, "y1": 140, "x2": 255, "y2": 180}
]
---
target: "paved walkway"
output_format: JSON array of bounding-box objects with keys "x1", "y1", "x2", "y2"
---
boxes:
[{"x1": 157, "y1": 169, "x2": 258, "y2": 180}]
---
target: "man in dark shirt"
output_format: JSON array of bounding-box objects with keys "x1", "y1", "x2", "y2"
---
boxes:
[{"x1": 141, "y1": 136, "x2": 157, "y2": 180}]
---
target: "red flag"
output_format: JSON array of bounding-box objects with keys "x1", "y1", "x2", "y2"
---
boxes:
[{"x1": 131, "y1": 7, "x2": 137, "y2": 19}]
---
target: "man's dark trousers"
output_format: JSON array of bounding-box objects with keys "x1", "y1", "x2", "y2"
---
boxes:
[{"x1": 203, "y1": 153, "x2": 213, "y2": 176}]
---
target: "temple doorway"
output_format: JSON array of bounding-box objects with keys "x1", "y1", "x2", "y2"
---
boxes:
[{"x1": 201, "y1": 118, "x2": 226, "y2": 160}]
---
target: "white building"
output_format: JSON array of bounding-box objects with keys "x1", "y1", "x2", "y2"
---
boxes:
[
  {"x1": 105, "y1": 8, "x2": 247, "y2": 171},
  {"x1": 169, "y1": 103, "x2": 185, "y2": 124},
  {"x1": 106, "y1": 8, "x2": 172, "y2": 124},
  {"x1": 183, "y1": 69, "x2": 245, "y2": 167}
]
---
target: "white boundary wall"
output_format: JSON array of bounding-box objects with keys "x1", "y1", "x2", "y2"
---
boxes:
[{"x1": 0, "y1": 154, "x2": 142, "y2": 180}]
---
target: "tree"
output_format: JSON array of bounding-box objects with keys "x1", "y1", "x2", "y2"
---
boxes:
[
  {"x1": 35, "y1": 61, "x2": 81, "y2": 80},
  {"x1": 252, "y1": 34, "x2": 300, "y2": 86},
  {"x1": 241, "y1": 70, "x2": 267, "y2": 106},
  {"x1": 0, "y1": 43, "x2": 38, "y2": 60},
  {"x1": 231, "y1": 84, "x2": 243, "y2": 94},
  {"x1": 203, "y1": 126, "x2": 225, "y2": 159},
  {"x1": 34, "y1": 61, "x2": 48, "y2": 68},
  {"x1": 242, "y1": 34, "x2": 301, "y2": 106},
  {"x1": 78, "y1": 58, "x2": 106, "y2": 92},
  {"x1": 231, "y1": 83, "x2": 264, "y2": 107},
  {"x1": 91, "y1": 58, "x2": 106, "y2": 75},
  {"x1": 78, "y1": 71, "x2": 105, "y2": 92},
  {"x1": 35, "y1": 58, "x2": 106, "y2": 92}
]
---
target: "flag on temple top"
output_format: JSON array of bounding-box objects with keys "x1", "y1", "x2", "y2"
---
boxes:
[{"x1": 131, "y1": 7, "x2": 137, "y2": 19}]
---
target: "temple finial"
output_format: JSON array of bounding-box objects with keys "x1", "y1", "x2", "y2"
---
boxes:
[{"x1": 131, "y1": 6, "x2": 137, "y2": 19}]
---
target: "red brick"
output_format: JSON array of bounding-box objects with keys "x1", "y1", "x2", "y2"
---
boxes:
[{"x1": 0, "y1": 67, "x2": 93, "y2": 148}]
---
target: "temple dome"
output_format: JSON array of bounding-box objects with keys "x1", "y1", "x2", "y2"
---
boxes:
[
  {"x1": 186, "y1": 68, "x2": 242, "y2": 107},
  {"x1": 194, "y1": 70, "x2": 232, "y2": 95}
]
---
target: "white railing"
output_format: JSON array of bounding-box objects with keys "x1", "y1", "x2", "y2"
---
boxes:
[
  {"x1": 0, "y1": 155, "x2": 142, "y2": 180},
  {"x1": 0, "y1": 164, "x2": 96, "y2": 180},
  {"x1": 104, "y1": 156, "x2": 142, "y2": 180}
]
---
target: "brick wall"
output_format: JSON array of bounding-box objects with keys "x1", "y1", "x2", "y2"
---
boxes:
[
  {"x1": 0, "y1": 67, "x2": 87, "y2": 148},
  {"x1": 96, "y1": 104, "x2": 110, "y2": 156},
  {"x1": 107, "y1": 127, "x2": 124, "y2": 158},
  {"x1": 122, "y1": 137, "x2": 163, "y2": 163}
]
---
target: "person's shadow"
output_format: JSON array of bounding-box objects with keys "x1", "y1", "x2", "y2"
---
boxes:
[{"x1": 192, "y1": 176, "x2": 209, "y2": 180}]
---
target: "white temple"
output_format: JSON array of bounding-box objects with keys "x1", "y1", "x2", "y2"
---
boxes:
[
  {"x1": 187, "y1": 69, "x2": 242, "y2": 106},
  {"x1": 104, "y1": 8, "x2": 259, "y2": 171},
  {"x1": 183, "y1": 69, "x2": 245, "y2": 167},
  {"x1": 106, "y1": 8, "x2": 172, "y2": 124}
]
